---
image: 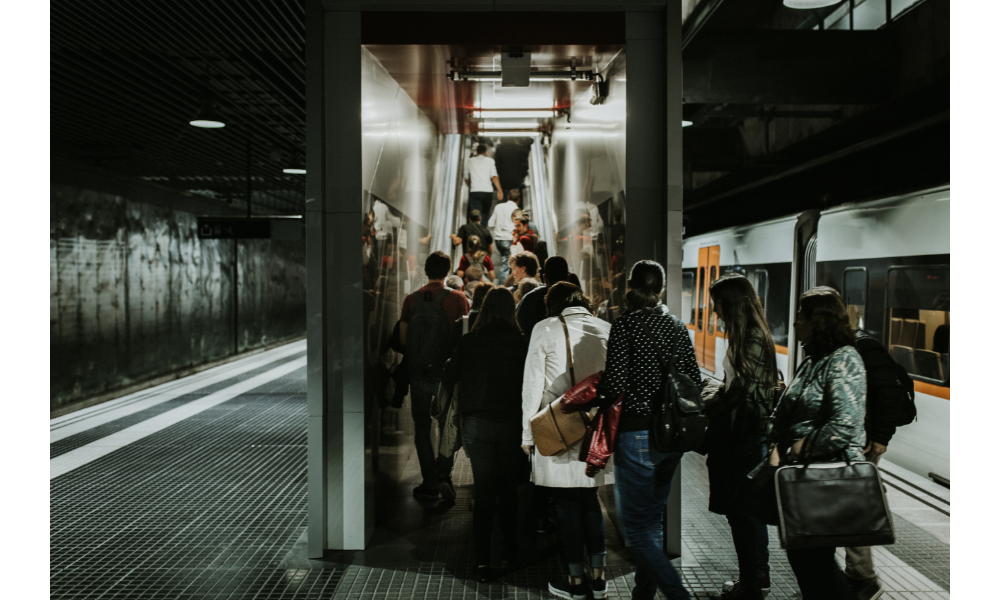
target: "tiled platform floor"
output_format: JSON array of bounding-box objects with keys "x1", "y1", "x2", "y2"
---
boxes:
[{"x1": 50, "y1": 340, "x2": 950, "y2": 599}]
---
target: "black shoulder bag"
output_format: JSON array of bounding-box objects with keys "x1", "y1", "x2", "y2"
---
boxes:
[{"x1": 636, "y1": 316, "x2": 708, "y2": 454}]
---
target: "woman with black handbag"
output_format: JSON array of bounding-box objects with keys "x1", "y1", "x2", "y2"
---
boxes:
[
  {"x1": 704, "y1": 274, "x2": 780, "y2": 600},
  {"x1": 766, "y1": 287, "x2": 867, "y2": 600}
]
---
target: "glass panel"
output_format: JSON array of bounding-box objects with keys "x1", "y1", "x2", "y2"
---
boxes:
[
  {"x1": 707, "y1": 266, "x2": 717, "y2": 335},
  {"x1": 682, "y1": 270, "x2": 696, "y2": 325},
  {"x1": 843, "y1": 268, "x2": 867, "y2": 330},
  {"x1": 697, "y1": 266, "x2": 705, "y2": 332},
  {"x1": 886, "y1": 266, "x2": 949, "y2": 385},
  {"x1": 753, "y1": 269, "x2": 769, "y2": 311}
]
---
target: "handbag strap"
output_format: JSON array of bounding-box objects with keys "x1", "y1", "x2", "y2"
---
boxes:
[{"x1": 558, "y1": 315, "x2": 576, "y2": 386}]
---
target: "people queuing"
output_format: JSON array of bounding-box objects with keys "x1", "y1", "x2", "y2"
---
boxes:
[
  {"x1": 488, "y1": 188, "x2": 522, "y2": 284},
  {"x1": 396, "y1": 245, "x2": 894, "y2": 600}
]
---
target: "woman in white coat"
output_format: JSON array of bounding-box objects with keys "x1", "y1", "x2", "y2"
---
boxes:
[{"x1": 521, "y1": 282, "x2": 613, "y2": 600}]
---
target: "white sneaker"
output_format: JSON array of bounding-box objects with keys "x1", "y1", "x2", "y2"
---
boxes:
[{"x1": 722, "y1": 577, "x2": 771, "y2": 597}]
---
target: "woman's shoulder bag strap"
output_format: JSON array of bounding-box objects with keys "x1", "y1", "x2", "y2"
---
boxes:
[{"x1": 557, "y1": 315, "x2": 576, "y2": 386}]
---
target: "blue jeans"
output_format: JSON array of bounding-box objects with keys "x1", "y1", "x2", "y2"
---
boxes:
[
  {"x1": 548, "y1": 487, "x2": 607, "y2": 578},
  {"x1": 468, "y1": 191, "x2": 494, "y2": 218},
  {"x1": 409, "y1": 376, "x2": 454, "y2": 487},
  {"x1": 462, "y1": 416, "x2": 525, "y2": 564},
  {"x1": 613, "y1": 432, "x2": 689, "y2": 600},
  {"x1": 786, "y1": 546, "x2": 854, "y2": 600},
  {"x1": 495, "y1": 240, "x2": 512, "y2": 284}
]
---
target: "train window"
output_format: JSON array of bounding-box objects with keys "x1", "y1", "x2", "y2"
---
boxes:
[
  {"x1": 843, "y1": 268, "x2": 868, "y2": 330},
  {"x1": 886, "y1": 266, "x2": 949, "y2": 385},
  {"x1": 682, "y1": 270, "x2": 696, "y2": 325},
  {"x1": 707, "y1": 266, "x2": 717, "y2": 335},
  {"x1": 697, "y1": 267, "x2": 705, "y2": 332},
  {"x1": 752, "y1": 269, "x2": 769, "y2": 310}
]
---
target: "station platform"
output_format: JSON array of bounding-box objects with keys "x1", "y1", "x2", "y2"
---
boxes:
[{"x1": 51, "y1": 340, "x2": 950, "y2": 599}]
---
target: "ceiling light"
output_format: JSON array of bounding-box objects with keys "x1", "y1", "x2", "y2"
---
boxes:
[
  {"x1": 478, "y1": 131, "x2": 542, "y2": 137},
  {"x1": 783, "y1": 0, "x2": 841, "y2": 8},
  {"x1": 482, "y1": 122, "x2": 540, "y2": 129},
  {"x1": 190, "y1": 118, "x2": 225, "y2": 128},
  {"x1": 190, "y1": 101, "x2": 225, "y2": 128},
  {"x1": 283, "y1": 168, "x2": 306, "y2": 174},
  {"x1": 283, "y1": 155, "x2": 306, "y2": 174},
  {"x1": 471, "y1": 110, "x2": 558, "y2": 119},
  {"x1": 682, "y1": 120, "x2": 693, "y2": 127}
]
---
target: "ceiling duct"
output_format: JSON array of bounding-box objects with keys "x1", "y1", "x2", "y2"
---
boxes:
[{"x1": 501, "y1": 51, "x2": 531, "y2": 87}]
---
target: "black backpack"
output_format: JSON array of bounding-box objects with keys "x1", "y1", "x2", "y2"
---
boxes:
[
  {"x1": 406, "y1": 289, "x2": 451, "y2": 378},
  {"x1": 637, "y1": 314, "x2": 709, "y2": 453}
]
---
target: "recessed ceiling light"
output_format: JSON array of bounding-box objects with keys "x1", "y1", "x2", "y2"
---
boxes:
[
  {"x1": 682, "y1": 120, "x2": 693, "y2": 127},
  {"x1": 783, "y1": 0, "x2": 841, "y2": 8},
  {"x1": 478, "y1": 131, "x2": 541, "y2": 137},
  {"x1": 190, "y1": 119, "x2": 225, "y2": 128},
  {"x1": 283, "y1": 168, "x2": 306, "y2": 174},
  {"x1": 471, "y1": 109, "x2": 558, "y2": 119}
]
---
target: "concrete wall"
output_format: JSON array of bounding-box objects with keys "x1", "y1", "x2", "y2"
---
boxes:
[{"x1": 50, "y1": 164, "x2": 306, "y2": 409}]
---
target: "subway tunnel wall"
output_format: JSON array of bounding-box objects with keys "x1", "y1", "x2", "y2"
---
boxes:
[{"x1": 50, "y1": 161, "x2": 306, "y2": 410}]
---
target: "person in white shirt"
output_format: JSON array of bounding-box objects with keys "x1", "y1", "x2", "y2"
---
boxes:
[
  {"x1": 464, "y1": 144, "x2": 503, "y2": 218},
  {"x1": 488, "y1": 188, "x2": 521, "y2": 284}
]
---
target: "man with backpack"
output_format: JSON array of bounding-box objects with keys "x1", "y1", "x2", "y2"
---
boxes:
[
  {"x1": 451, "y1": 209, "x2": 493, "y2": 257},
  {"x1": 399, "y1": 251, "x2": 469, "y2": 500},
  {"x1": 846, "y1": 327, "x2": 917, "y2": 600}
]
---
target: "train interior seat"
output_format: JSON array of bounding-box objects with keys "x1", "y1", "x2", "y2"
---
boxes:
[
  {"x1": 940, "y1": 353, "x2": 950, "y2": 383},
  {"x1": 889, "y1": 318, "x2": 902, "y2": 346},
  {"x1": 913, "y1": 349, "x2": 944, "y2": 381},
  {"x1": 891, "y1": 345, "x2": 917, "y2": 376}
]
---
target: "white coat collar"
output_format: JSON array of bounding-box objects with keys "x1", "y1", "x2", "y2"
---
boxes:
[{"x1": 560, "y1": 306, "x2": 591, "y2": 318}]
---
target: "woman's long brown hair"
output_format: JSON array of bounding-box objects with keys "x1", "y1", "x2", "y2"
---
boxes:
[
  {"x1": 471, "y1": 287, "x2": 520, "y2": 333},
  {"x1": 799, "y1": 286, "x2": 856, "y2": 357},
  {"x1": 709, "y1": 273, "x2": 778, "y2": 390}
]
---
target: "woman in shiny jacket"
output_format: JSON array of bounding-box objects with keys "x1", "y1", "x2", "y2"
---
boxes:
[
  {"x1": 766, "y1": 287, "x2": 867, "y2": 600},
  {"x1": 442, "y1": 287, "x2": 528, "y2": 583},
  {"x1": 521, "y1": 282, "x2": 613, "y2": 600},
  {"x1": 705, "y1": 274, "x2": 780, "y2": 600}
]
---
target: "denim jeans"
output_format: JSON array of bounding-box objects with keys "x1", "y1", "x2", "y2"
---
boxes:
[
  {"x1": 727, "y1": 439, "x2": 770, "y2": 582},
  {"x1": 468, "y1": 191, "x2": 494, "y2": 218},
  {"x1": 548, "y1": 487, "x2": 607, "y2": 578},
  {"x1": 409, "y1": 376, "x2": 454, "y2": 487},
  {"x1": 786, "y1": 547, "x2": 854, "y2": 600},
  {"x1": 495, "y1": 240, "x2": 512, "y2": 284},
  {"x1": 613, "y1": 431, "x2": 689, "y2": 600}
]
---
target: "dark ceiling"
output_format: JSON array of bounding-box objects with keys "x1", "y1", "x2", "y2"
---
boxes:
[{"x1": 51, "y1": 0, "x2": 949, "y2": 228}]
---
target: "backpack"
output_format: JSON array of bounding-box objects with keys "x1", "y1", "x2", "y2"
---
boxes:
[
  {"x1": 406, "y1": 289, "x2": 451, "y2": 378},
  {"x1": 636, "y1": 314, "x2": 709, "y2": 453},
  {"x1": 464, "y1": 252, "x2": 490, "y2": 281}
]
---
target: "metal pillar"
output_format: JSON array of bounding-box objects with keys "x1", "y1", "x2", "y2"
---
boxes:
[
  {"x1": 624, "y1": 1, "x2": 684, "y2": 559},
  {"x1": 305, "y1": 2, "x2": 368, "y2": 554}
]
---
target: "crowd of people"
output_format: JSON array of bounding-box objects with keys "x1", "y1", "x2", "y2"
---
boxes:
[{"x1": 383, "y1": 156, "x2": 906, "y2": 600}]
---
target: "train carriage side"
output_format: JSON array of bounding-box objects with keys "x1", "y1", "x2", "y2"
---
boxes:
[
  {"x1": 815, "y1": 187, "x2": 950, "y2": 482},
  {"x1": 681, "y1": 216, "x2": 798, "y2": 379}
]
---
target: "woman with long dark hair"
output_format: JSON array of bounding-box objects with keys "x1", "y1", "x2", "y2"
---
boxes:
[
  {"x1": 595, "y1": 260, "x2": 702, "y2": 600},
  {"x1": 705, "y1": 274, "x2": 780, "y2": 600},
  {"x1": 521, "y1": 282, "x2": 613, "y2": 600},
  {"x1": 766, "y1": 286, "x2": 866, "y2": 600},
  {"x1": 442, "y1": 287, "x2": 528, "y2": 582}
]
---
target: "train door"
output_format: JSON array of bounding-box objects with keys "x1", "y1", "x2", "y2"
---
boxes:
[{"x1": 694, "y1": 245, "x2": 721, "y2": 370}]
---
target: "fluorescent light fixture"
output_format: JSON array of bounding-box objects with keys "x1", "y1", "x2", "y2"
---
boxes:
[
  {"x1": 482, "y1": 122, "x2": 540, "y2": 129},
  {"x1": 471, "y1": 110, "x2": 558, "y2": 119},
  {"x1": 783, "y1": 0, "x2": 840, "y2": 7},
  {"x1": 190, "y1": 119, "x2": 225, "y2": 128},
  {"x1": 478, "y1": 131, "x2": 541, "y2": 137},
  {"x1": 283, "y1": 168, "x2": 306, "y2": 174},
  {"x1": 682, "y1": 120, "x2": 693, "y2": 127}
]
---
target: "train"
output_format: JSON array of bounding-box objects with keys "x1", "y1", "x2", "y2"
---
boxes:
[{"x1": 681, "y1": 186, "x2": 950, "y2": 484}]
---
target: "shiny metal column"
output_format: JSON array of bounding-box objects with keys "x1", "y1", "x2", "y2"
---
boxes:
[
  {"x1": 305, "y1": 2, "x2": 368, "y2": 554},
  {"x1": 625, "y1": 0, "x2": 684, "y2": 559}
]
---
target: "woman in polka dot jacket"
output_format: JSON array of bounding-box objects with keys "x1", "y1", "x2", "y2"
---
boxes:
[{"x1": 595, "y1": 260, "x2": 702, "y2": 600}]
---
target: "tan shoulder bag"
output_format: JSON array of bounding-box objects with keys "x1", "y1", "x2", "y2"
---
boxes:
[{"x1": 529, "y1": 316, "x2": 599, "y2": 456}]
